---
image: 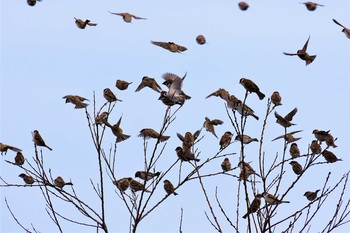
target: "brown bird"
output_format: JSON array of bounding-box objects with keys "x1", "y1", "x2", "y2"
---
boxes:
[
  {"x1": 116, "y1": 79, "x2": 132, "y2": 90},
  {"x1": 262, "y1": 192, "x2": 290, "y2": 205},
  {"x1": 164, "y1": 180, "x2": 178, "y2": 196},
  {"x1": 74, "y1": 17, "x2": 97, "y2": 29},
  {"x1": 175, "y1": 147, "x2": 200, "y2": 162},
  {"x1": 15, "y1": 152, "x2": 25, "y2": 165},
  {"x1": 33, "y1": 130, "x2": 52, "y2": 151},
  {"x1": 272, "y1": 130, "x2": 302, "y2": 143},
  {"x1": 322, "y1": 150, "x2": 342, "y2": 163},
  {"x1": 95, "y1": 112, "x2": 113, "y2": 128},
  {"x1": 289, "y1": 161, "x2": 303, "y2": 175},
  {"x1": 135, "y1": 76, "x2": 162, "y2": 93},
  {"x1": 103, "y1": 88, "x2": 122, "y2": 103},
  {"x1": 219, "y1": 131, "x2": 233, "y2": 149},
  {"x1": 177, "y1": 130, "x2": 201, "y2": 149},
  {"x1": 238, "y1": 2, "x2": 249, "y2": 11},
  {"x1": 135, "y1": 171, "x2": 161, "y2": 181},
  {"x1": 235, "y1": 134, "x2": 258, "y2": 144},
  {"x1": 233, "y1": 100, "x2": 259, "y2": 120},
  {"x1": 27, "y1": 0, "x2": 41, "y2": 7},
  {"x1": 239, "y1": 78, "x2": 265, "y2": 100},
  {"x1": 242, "y1": 194, "x2": 263, "y2": 219},
  {"x1": 238, "y1": 161, "x2": 260, "y2": 181},
  {"x1": 151, "y1": 41, "x2": 187, "y2": 53},
  {"x1": 312, "y1": 129, "x2": 330, "y2": 144},
  {"x1": 304, "y1": 189, "x2": 320, "y2": 201},
  {"x1": 54, "y1": 176, "x2": 73, "y2": 189},
  {"x1": 206, "y1": 88, "x2": 230, "y2": 101},
  {"x1": 289, "y1": 143, "x2": 300, "y2": 158},
  {"x1": 221, "y1": 158, "x2": 232, "y2": 172},
  {"x1": 128, "y1": 178, "x2": 151, "y2": 193},
  {"x1": 310, "y1": 140, "x2": 322, "y2": 154},
  {"x1": 138, "y1": 128, "x2": 170, "y2": 142},
  {"x1": 158, "y1": 91, "x2": 186, "y2": 106},
  {"x1": 274, "y1": 107, "x2": 298, "y2": 128},
  {"x1": 0, "y1": 143, "x2": 21, "y2": 155},
  {"x1": 62, "y1": 95, "x2": 89, "y2": 109},
  {"x1": 107, "y1": 116, "x2": 130, "y2": 143},
  {"x1": 108, "y1": 12, "x2": 146, "y2": 23},
  {"x1": 271, "y1": 91, "x2": 282, "y2": 106},
  {"x1": 113, "y1": 178, "x2": 130, "y2": 192},
  {"x1": 226, "y1": 95, "x2": 240, "y2": 110},
  {"x1": 203, "y1": 117, "x2": 223, "y2": 138},
  {"x1": 283, "y1": 36, "x2": 316, "y2": 66},
  {"x1": 300, "y1": 2, "x2": 324, "y2": 11},
  {"x1": 196, "y1": 35, "x2": 206, "y2": 45},
  {"x1": 19, "y1": 173, "x2": 34, "y2": 185},
  {"x1": 161, "y1": 73, "x2": 191, "y2": 106},
  {"x1": 333, "y1": 19, "x2": 350, "y2": 39},
  {"x1": 325, "y1": 133, "x2": 337, "y2": 148}
]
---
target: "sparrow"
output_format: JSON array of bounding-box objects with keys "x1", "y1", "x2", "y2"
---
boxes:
[
  {"x1": 289, "y1": 143, "x2": 300, "y2": 158},
  {"x1": 238, "y1": 2, "x2": 249, "y2": 11},
  {"x1": 127, "y1": 178, "x2": 151, "y2": 193},
  {"x1": 33, "y1": 130, "x2": 52, "y2": 151},
  {"x1": 271, "y1": 91, "x2": 282, "y2": 106},
  {"x1": 299, "y1": 2, "x2": 324, "y2": 11},
  {"x1": 95, "y1": 112, "x2": 113, "y2": 128},
  {"x1": 226, "y1": 95, "x2": 240, "y2": 110},
  {"x1": 235, "y1": 134, "x2": 258, "y2": 144},
  {"x1": 19, "y1": 173, "x2": 35, "y2": 185},
  {"x1": 54, "y1": 176, "x2": 73, "y2": 189},
  {"x1": 163, "y1": 180, "x2": 178, "y2": 195},
  {"x1": 151, "y1": 41, "x2": 187, "y2": 53},
  {"x1": 0, "y1": 143, "x2": 21, "y2": 155},
  {"x1": 62, "y1": 95, "x2": 89, "y2": 109},
  {"x1": 206, "y1": 88, "x2": 230, "y2": 101},
  {"x1": 15, "y1": 152, "x2": 25, "y2": 166},
  {"x1": 219, "y1": 131, "x2": 233, "y2": 149},
  {"x1": 310, "y1": 140, "x2": 322, "y2": 154},
  {"x1": 333, "y1": 19, "x2": 350, "y2": 39},
  {"x1": 289, "y1": 161, "x2": 303, "y2": 175},
  {"x1": 138, "y1": 128, "x2": 170, "y2": 142},
  {"x1": 107, "y1": 116, "x2": 130, "y2": 142},
  {"x1": 116, "y1": 79, "x2": 132, "y2": 90},
  {"x1": 322, "y1": 150, "x2": 342, "y2": 163},
  {"x1": 238, "y1": 161, "x2": 260, "y2": 181},
  {"x1": 196, "y1": 35, "x2": 206, "y2": 45},
  {"x1": 113, "y1": 178, "x2": 130, "y2": 192},
  {"x1": 108, "y1": 11, "x2": 146, "y2": 23},
  {"x1": 175, "y1": 147, "x2": 200, "y2": 162},
  {"x1": 243, "y1": 194, "x2": 262, "y2": 219},
  {"x1": 177, "y1": 130, "x2": 201, "y2": 149},
  {"x1": 239, "y1": 78, "x2": 265, "y2": 100},
  {"x1": 233, "y1": 100, "x2": 259, "y2": 120},
  {"x1": 262, "y1": 192, "x2": 290, "y2": 205},
  {"x1": 74, "y1": 18, "x2": 97, "y2": 29},
  {"x1": 274, "y1": 107, "x2": 298, "y2": 128},
  {"x1": 158, "y1": 91, "x2": 186, "y2": 106},
  {"x1": 221, "y1": 158, "x2": 232, "y2": 172},
  {"x1": 325, "y1": 133, "x2": 337, "y2": 148},
  {"x1": 271, "y1": 130, "x2": 302, "y2": 143},
  {"x1": 312, "y1": 129, "x2": 330, "y2": 144},
  {"x1": 162, "y1": 72, "x2": 191, "y2": 101},
  {"x1": 27, "y1": 0, "x2": 41, "y2": 7},
  {"x1": 135, "y1": 171, "x2": 161, "y2": 181},
  {"x1": 203, "y1": 117, "x2": 223, "y2": 138},
  {"x1": 283, "y1": 36, "x2": 316, "y2": 66},
  {"x1": 304, "y1": 189, "x2": 320, "y2": 201},
  {"x1": 103, "y1": 88, "x2": 122, "y2": 103},
  {"x1": 135, "y1": 76, "x2": 162, "y2": 93}
]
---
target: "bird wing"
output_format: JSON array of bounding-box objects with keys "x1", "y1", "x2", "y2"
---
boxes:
[
  {"x1": 333, "y1": 19, "x2": 346, "y2": 28},
  {"x1": 302, "y1": 36, "x2": 310, "y2": 52},
  {"x1": 131, "y1": 14, "x2": 146, "y2": 20},
  {"x1": 283, "y1": 52, "x2": 297, "y2": 56},
  {"x1": 274, "y1": 111, "x2": 283, "y2": 120},
  {"x1": 163, "y1": 73, "x2": 183, "y2": 91},
  {"x1": 176, "y1": 133, "x2": 185, "y2": 142},
  {"x1": 271, "y1": 134, "x2": 285, "y2": 141},
  {"x1": 177, "y1": 44, "x2": 187, "y2": 52},
  {"x1": 211, "y1": 119, "x2": 223, "y2": 125},
  {"x1": 284, "y1": 107, "x2": 297, "y2": 121},
  {"x1": 108, "y1": 11, "x2": 123, "y2": 16},
  {"x1": 289, "y1": 130, "x2": 303, "y2": 135},
  {"x1": 151, "y1": 41, "x2": 169, "y2": 50}
]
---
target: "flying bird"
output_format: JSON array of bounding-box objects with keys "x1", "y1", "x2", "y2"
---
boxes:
[
  {"x1": 239, "y1": 78, "x2": 265, "y2": 100},
  {"x1": 107, "y1": 116, "x2": 130, "y2": 143},
  {"x1": 203, "y1": 117, "x2": 223, "y2": 138},
  {"x1": 299, "y1": 2, "x2": 324, "y2": 11},
  {"x1": 27, "y1": 0, "x2": 41, "y2": 7},
  {"x1": 196, "y1": 35, "x2": 206, "y2": 45},
  {"x1": 272, "y1": 130, "x2": 303, "y2": 143},
  {"x1": 116, "y1": 80, "x2": 132, "y2": 90},
  {"x1": 63, "y1": 95, "x2": 89, "y2": 109},
  {"x1": 138, "y1": 128, "x2": 170, "y2": 142},
  {"x1": 151, "y1": 41, "x2": 187, "y2": 53},
  {"x1": 108, "y1": 11, "x2": 146, "y2": 23},
  {"x1": 0, "y1": 143, "x2": 21, "y2": 155},
  {"x1": 74, "y1": 17, "x2": 97, "y2": 29},
  {"x1": 274, "y1": 107, "x2": 298, "y2": 128},
  {"x1": 161, "y1": 73, "x2": 191, "y2": 102},
  {"x1": 238, "y1": 2, "x2": 249, "y2": 11},
  {"x1": 333, "y1": 19, "x2": 350, "y2": 39},
  {"x1": 135, "y1": 76, "x2": 162, "y2": 93},
  {"x1": 33, "y1": 130, "x2": 52, "y2": 151},
  {"x1": 206, "y1": 88, "x2": 230, "y2": 101},
  {"x1": 283, "y1": 36, "x2": 316, "y2": 66}
]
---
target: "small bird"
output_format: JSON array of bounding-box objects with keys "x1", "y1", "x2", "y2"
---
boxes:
[
  {"x1": 135, "y1": 76, "x2": 162, "y2": 93},
  {"x1": 274, "y1": 107, "x2": 298, "y2": 128},
  {"x1": 310, "y1": 140, "x2": 322, "y2": 154},
  {"x1": 322, "y1": 150, "x2": 342, "y2": 163},
  {"x1": 113, "y1": 178, "x2": 130, "y2": 192},
  {"x1": 203, "y1": 117, "x2": 223, "y2": 138},
  {"x1": 221, "y1": 158, "x2": 232, "y2": 172},
  {"x1": 283, "y1": 36, "x2": 316, "y2": 66},
  {"x1": 272, "y1": 130, "x2": 302, "y2": 143},
  {"x1": 239, "y1": 78, "x2": 265, "y2": 100},
  {"x1": 128, "y1": 178, "x2": 151, "y2": 193},
  {"x1": 54, "y1": 176, "x2": 73, "y2": 189},
  {"x1": 325, "y1": 133, "x2": 337, "y2": 148},
  {"x1": 107, "y1": 116, "x2": 130, "y2": 143},
  {"x1": 135, "y1": 171, "x2": 161, "y2": 181},
  {"x1": 175, "y1": 147, "x2": 200, "y2": 162},
  {"x1": 103, "y1": 88, "x2": 122, "y2": 103},
  {"x1": 304, "y1": 189, "x2": 320, "y2": 201},
  {"x1": 177, "y1": 130, "x2": 201, "y2": 149},
  {"x1": 299, "y1": 2, "x2": 324, "y2": 11},
  {"x1": 219, "y1": 131, "x2": 233, "y2": 149},
  {"x1": 289, "y1": 143, "x2": 300, "y2": 158},
  {"x1": 242, "y1": 194, "x2": 263, "y2": 219},
  {"x1": 163, "y1": 180, "x2": 178, "y2": 196},
  {"x1": 262, "y1": 192, "x2": 290, "y2": 205},
  {"x1": 151, "y1": 41, "x2": 187, "y2": 53},
  {"x1": 233, "y1": 100, "x2": 259, "y2": 120},
  {"x1": 95, "y1": 112, "x2": 113, "y2": 128},
  {"x1": 162, "y1": 72, "x2": 191, "y2": 102},
  {"x1": 312, "y1": 129, "x2": 330, "y2": 144},
  {"x1": 238, "y1": 2, "x2": 249, "y2": 11},
  {"x1": 333, "y1": 19, "x2": 350, "y2": 39},
  {"x1": 138, "y1": 128, "x2": 170, "y2": 142},
  {"x1": 62, "y1": 95, "x2": 89, "y2": 109},
  {"x1": 238, "y1": 161, "x2": 260, "y2": 181},
  {"x1": 196, "y1": 35, "x2": 206, "y2": 45},
  {"x1": 226, "y1": 95, "x2": 240, "y2": 110},
  {"x1": 19, "y1": 173, "x2": 35, "y2": 185},
  {"x1": 235, "y1": 134, "x2": 258, "y2": 144},
  {"x1": 27, "y1": 0, "x2": 41, "y2": 7},
  {"x1": 15, "y1": 152, "x2": 25, "y2": 165},
  {"x1": 0, "y1": 143, "x2": 21, "y2": 155},
  {"x1": 74, "y1": 17, "x2": 97, "y2": 29},
  {"x1": 116, "y1": 79, "x2": 132, "y2": 90},
  {"x1": 33, "y1": 130, "x2": 52, "y2": 151},
  {"x1": 206, "y1": 88, "x2": 230, "y2": 101},
  {"x1": 108, "y1": 12, "x2": 146, "y2": 23},
  {"x1": 158, "y1": 91, "x2": 186, "y2": 106},
  {"x1": 289, "y1": 161, "x2": 303, "y2": 175},
  {"x1": 271, "y1": 91, "x2": 282, "y2": 106}
]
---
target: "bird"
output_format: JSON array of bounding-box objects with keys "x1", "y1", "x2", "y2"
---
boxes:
[
  {"x1": 299, "y1": 2, "x2": 324, "y2": 11},
  {"x1": 19, "y1": 173, "x2": 35, "y2": 185},
  {"x1": 107, "y1": 116, "x2": 130, "y2": 143},
  {"x1": 272, "y1": 130, "x2": 302, "y2": 143},
  {"x1": 325, "y1": 133, "x2": 337, "y2": 148},
  {"x1": 304, "y1": 189, "x2": 320, "y2": 201},
  {"x1": 108, "y1": 12, "x2": 146, "y2": 23},
  {"x1": 54, "y1": 176, "x2": 73, "y2": 189},
  {"x1": 312, "y1": 129, "x2": 330, "y2": 144},
  {"x1": 262, "y1": 192, "x2": 290, "y2": 205},
  {"x1": 206, "y1": 88, "x2": 230, "y2": 101},
  {"x1": 289, "y1": 143, "x2": 300, "y2": 158},
  {"x1": 274, "y1": 107, "x2": 298, "y2": 128},
  {"x1": 15, "y1": 152, "x2": 25, "y2": 165},
  {"x1": 203, "y1": 117, "x2": 223, "y2": 138},
  {"x1": 62, "y1": 95, "x2": 89, "y2": 109},
  {"x1": 221, "y1": 158, "x2": 232, "y2": 172},
  {"x1": 162, "y1": 72, "x2": 191, "y2": 103},
  {"x1": 116, "y1": 80, "x2": 132, "y2": 90},
  {"x1": 196, "y1": 35, "x2": 206, "y2": 45},
  {"x1": 238, "y1": 2, "x2": 249, "y2": 11},
  {"x1": 310, "y1": 140, "x2": 322, "y2": 154},
  {"x1": 128, "y1": 178, "x2": 151, "y2": 193},
  {"x1": 333, "y1": 19, "x2": 350, "y2": 39},
  {"x1": 135, "y1": 171, "x2": 161, "y2": 181},
  {"x1": 113, "y1": 178, "x2": 130, "y2": 192},
  {"x1": 271, "y1": 91, "x2": 282, "y2": 106},
  {"x1": 219, "y1": 131, "x2": 233, "y2": 149},
  {"x1": 322, "y1": 150, "x2": 342, "y2": 163},
  {"x1": 233, "y1": 100, "x2": 259, "y2": 120},
  {"x1": 238, "y1": 161, "x2": 260, "y2": 181},
  {"x1": 27, "y1": 0, "x2": 41, "y2": 7},
  {"x1": 95, "y1": 112, "x2": 113, "y2": 128},
  {"x1": 163, "y1": 180, "x2": 178, "y2": 195},
  {"x1": 103, "y1": 88, "x2": 122, "y2": 103},
  {"x1": 226, "y1": 95, "x2": 240, "y2": 110},
  {"x1": 151, "y1": 41, "x2": 187, "y2": 53},
  {"x1": 177, "y1": 130, "x2": 201, "y2": 149},
  {"x1": 283, "y1": 36, "x2": 316, "y2": 66},
  {"x1": 138, "y1": 128, "x2": 170, "y2": 142},
  {"x1": 33, "y1": 130, "x2": 52, "y2": 151},
  {"x1": 0, "y1": 143, "x2": 21, "y2": 155},
  {"x1": 289, "y1": 161, "x2": 303, "y2": 175},
  {"x1": 135, "y1": 76, "x2": 162, "y2": 93},
  {"x1": 74, "y1": 17, "x2": 97, "y2": 29},
  {"x1": 158, "y1": 91, "x2": 186, "y2": 106},
  {"x1": 239, "y1": 78, "x2": 265, "y2": 100},
  {"x1": 175, "y1": 147, "x2": 200, "y2": 162},
  {"x1": 242, "y1": 194, "x2": 263, "y2": 219},
  {"x1": 235, "y1": 134, "x2": 258, "y2": 144}
]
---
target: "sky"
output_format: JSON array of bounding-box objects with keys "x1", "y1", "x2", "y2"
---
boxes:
[{"x1": 1, "y1": 0, "x2": 350, "y2": 232}]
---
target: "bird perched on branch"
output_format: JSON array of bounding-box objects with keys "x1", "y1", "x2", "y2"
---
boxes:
[
  {"x1": 159, "y1": 72, "x2": 191, "y2": 107},
  {"x1": 95, "y1": 112, "x2": 113, "y2": 128},
  {"x1": 15, "y1": 152, "x2": 25, "y2": 165},
  {"x1": 238, "y1": 161, "x2": 260, "y2": 181},
  {"x1": 310, "y1": 140, "x2": 322, "y2": 155},
  {"x1": 175, "y1": 147, "x2": 200, "y2": 162},
  {"x1": 235, "y1": 134, "x2": 258, "y2": 144},
  {"x1": 312, "y1": 129, "x2": 329, "y2": 144},
  {"x1": 54, "y1": 176, "x2": 73, "y2": 189},
  {"x1": 271, "y1": 91, "x2": 282, "y2": 106},
  {"x1": 177, "y1": 130, "x2": 201, "y2": 149},
  {"x1": 104, "y1": 88, "x2": 122, "y2": 103},
  {"x1": 289, "y1": 143, "x2": 300, "y2": 158},
  {"x1": 163, "y1": 180, "x2": 178, "y2": 195},
  {"x1": 219, "y1": 131, "x2": 233, "y2": 149},
  {"x1": 239, "y1": 78, "x2": 265, "y2": 100},
  {"x1": 33, "y1": 130, "x2": 52, "y2": 151},
  {"x1": 113, "y1": 178, "x2": 130, "y2": 192},
  {"x1": 196, "y1": 35, "x2": 206, "y2": 45},
  {"x1": 304, "y1": 189, "x2": 320, "y2": 201},
  {"x1": 322, "y1": 150, "x2": 342, "y2": 163},
  {"x1": 128, "y1": 178, "x2": 151, "y2": 193},
  {"x1": 0, "y1": 143, "x2": 21, "y2": 155},
  {"x1": 283, "y1": 36, "x2": 316, "y2": 66},
  {"x1": 19, "y1": 173, "x2": 35, "y2": 185},
  {"x1": 116, "y1": 80, "x2": 132, "y2": 90},
  {"x1": 151, "y1": 41, "x2": 187, "y2": 53},
  {"x1": 274, "y1": 107, "x2": 297, "y2": 128},
  {"x1": 262, "y1": 192, "x2": 290, "y2": 205},
  {"x1": 221, "y1": 158, "x2": 232, "y2": 172},
  {"x1": 299, "y1": 2, "x2": 324, "y2": 11},
  {"x1": 74, "y1": 18, "x2": 97, "y2": 29},
  {"x1": 203, "y1": 117, "x2": 223, "y2": 138},
  {"x1": 333, "y1": 19, "x2": 350, "y2": 39},
  {"x1": 108, "y1": 11, "x2": 146, "y2": 23},
  {"x1": 107, "y1": 116, "x2": 130, "y2": 143},
  {"x1": 135, "y1": 171, "x2": 161, "y2": 181},
  {"x1": 325, "y1": 133, "x2": 337, "y2": 148},
  {"x1": 272, "y1": 130, "x2": 302, "y2": 143},
  {"x1": 289, "y1": 161, "x2": 303, "y2": 175},
  {"x1": 138, "y1": 128, "x2": 170, "y2": 142},
  {"x1": 233, "y1": 100, "x2": 259, "y2": 120},
  {"x1": 62, "y1": 95, "x2": 89, "y2": 109},
  {"x1": 135, "y1": 76, "x2": 162, "y2": 93},
  {"x1": 206, "y1": 88, "x2": 230, "y2": 101},
  {"x1": 242, "y1": 194, "x2": 262, "y2": 219}
]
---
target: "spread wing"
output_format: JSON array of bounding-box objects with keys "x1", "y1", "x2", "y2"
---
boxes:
[
  {"x1": 283, "y1": 52, "x2": 297, "y2": 56},
  {"x1": 284, "y1": 107, "x2": 297, "y2": 121},
  {"x1": 302, "y1": 36, "x2": 310, "y2": 52},
  {"x1": 333, "y1": 19, "x2": 346, "y2": 29}
]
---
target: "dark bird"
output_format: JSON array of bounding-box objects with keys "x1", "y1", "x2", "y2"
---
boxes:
[
  {"x1": 233, "y1": 100, "x2": 259, "y2": 120},
  {"x1": 283, "y1": 36, "x2": 316, "y2": 66},
  {"x1": 322, "y1": 150, "x2": 342, "y2": 163},
  {"x1": 203, "y1": 117, "x2": 223, "y2": 138},
  {"x1": 238, "y1": 2, "x2": 249, "y2": 11},
  {"x1": 262, "y1": 192, "x2": 290, "y2": 205},
  {"x1": 235, "y1": 134, "x2": 258, "y2": 144},
  {"x1": 221, "y1": 158, "x2": 232, "y2": 172},
  {"x1": 135, "y1": 76, "x2": 162, "y2": 93},
  {"x1": 196, "y1": 35, "x2": 206, "y2": 45},
  {"x1": 239, "y1": 78, "x2": 265, "y2": 100},
  {"x1": 274, "y1": 107, "x2": 298, "y2": 128},
  {"x1": 304, "y1": 189, "x2": 320, "y2": 201},
  {"x1": 299, "y1": 2, "x2": 324, "y2": 11},
  {"x1": 95, "y1": 112, "x2": 113, "y2": 128},
  {"x1": 74, "y1": 17, "x2": 97, "y2": 29},
  {"x1": 333, "y1": 19, "x2": 350, "y2": 39},
  {"x1": 108, "y1": 11, "x2": 146, "y2": 23},
  {"x1": 325, "y1": 133, "x2": 337, "y2": 148},
  {"x1": 113, "y1": 178, "x2": 130, "y2": 192},
  {"x1": 271, "y1": 91, "x2": 282, "y2": 106},
  {"x1": 19, "y1": 173, "x2": 34, "y2": 185},
  {"x1": 54, "y1": 176, "x2": 73, "y2": 189},
  {"x1": 310, "y1": 140, "x2": 322, "y2": 154},
  {"x1": 163, "y1": 180, "x2": 178, "y2": 195},
  {"x1": 107, "y1": 116, "x2": 130, "y2": 142},
  {"x1": 242, "y1": 194, "x2": 263, "y2": 219},
  {"x1": 219, "y1": 131, "x2": 233, "y2": 149},
  {"x1": 33, "y1": 130, "x2": 52, "y2": 151},
  {"x1": 15, "y1": 152, "x2": 25, "y2": 165},
  {"x1": 27, "y1": 0, "x2": 41, "y2": 7},
  {"x1": 289, "y1": 161, "x2": 303, "y2": 175},
  {"x1": 226, "y1": 95, "x2": 240, "y2": 110},
  {"x1": 162, "y1": 72, "x2": 191, "y2": 102},
  {"x1": 175, "y1": 147, "x2": 200, "y2": 162},
  {"x1": 159, "y1": 91, "x2": 186, "y2": 106},
  {"x1": 138, "y1": 128, "x2": 170, "y2": 142},
  {"x1": 116, "y1": 79, "x2": 132, "y2": 90},
  {"x1": 289, "y1": 143, "x2": 300, "y2": 158},
  {"x1": 312, "y1": 129, "x2": 330, "y2": 144},
  {"x1": 206, "y1": 88, "x2": 230, "y2": 101},
  {"x1": 151, "y1": 41, "x2": 187, "y2": 53},
  {"x1": 0, "y1": 143, "x2": 21, "y2": 155},
  {"x1": 238, "y1": 161, "x2": 260, "y2": 181},
  {"x1": 128, "y1": 178, "x2": 151, "y2": 193},
  {"x1": 63, "y1": 95, "x2": 89, "y2": 109},
  {"x1": 135, "y1": 171, "x2": 161, "y2": 181},
  {"x1": 103, "y1": 88, "x2": 122, "y2": 103},
  {"x1": 272, "y1": 130, "x2": 302, "y2": 143},
  {"x1": 177, "y1": 130, "x2": 201, "y2": 149}
]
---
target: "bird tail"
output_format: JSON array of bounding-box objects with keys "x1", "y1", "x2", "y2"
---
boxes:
[
  {"x1": 159, "y1": 135, "x2": 170, "y2": 142},
  {"x1": 46, "y1": 145, "x2": 53, "y2": 151},
  {"x1": 252, "y1": 114, "x2": 259, "y2": 120},
  {"x1": 242, "y1": 213, "x2": 248, "y2": 219},
  {"x1": 306, "y1": 55, "x2": 316, "y2": 65},
  {"x1": 117, "y1": 134, "x2": 131, "y2": 142},
  {"x1": 257, "y1": 91, "x2": 265, "y2": 100}
]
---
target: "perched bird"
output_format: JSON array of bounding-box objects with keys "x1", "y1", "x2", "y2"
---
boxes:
[
  {"x1": 289, "y1": 161, "x2": 303, "y2": 175},
  {"x1": 238, "y1": 2, "x2": 249, "y2": 11},
  {"x1": 135, "y1": 171, "x2": 161, "y2": 181},
  {"x1": 271, "y1": 91, "x2": 282, "y2": 106},
  {"x1": 0, "y1": 143, "x2": 21, "y2": 155},
  {"x1": 233, "y1": 100, "x2": 259, "y2": 120},
  {"x1": 33, "y1": 130, "x2": 52, "y2": 151},
  {"x1": 113, "y1": 178, "x2": 130, "y2": 192},
  {"x1": 116, "y1": 79, "x2": 132, "y2": 90},
  {"x1": 239, "y1": 78, "x2": 265, "y2": 100},
  {"x1": 138, "y1": 128, "x2": 170, "y2": 142},
  {"x1": 108, "y1": 11, "x2": 146, "y2": 23},
  {"x1": 221, "y1": 158, "x2": 232, "y2": 172},
  {"x1": 27, "y1": 0, "x2": 41, "y2": 6},
  {"x1": 274, "y1": 107, "x2": 298, "y2": 128},
  {"x1": 283, "y1": 36, "x2": 316, "y2": 66},
  {"x1": 62, "y1": 95, "x2": 89, "y2": 109},
  {"x1": 196, "y1": 35, "x2": 206, "y2": 45},
  {"x1": 163, "y1": 180, "x2": 178, "y2": 196},
  {"x1": 203, "y1": 117, "x2": 223, "y2": 138},
  {"x1": 162, "y1": 73, "x2": 191, "y2": 102},
  {"x1": 304, "y1": 189, "x2": 320, "y2": 201},
  {"x1": 312, "y1": 129, "x2": 330, "y2": 144},
  {"x1": 242, "y1": 194, "x2": 263, "y2": 219},
  {"x1": 226, "y1": 95, "x2": 240, "y2": 110},
  {"x1": 107, "y1": 116, "x2": 130, "y2": 143},
  {"x1": 322, "y1": 150, "x2": 342, "y2": 163},
  {"x1": 175, "y1": 147, "x2": 200, "y2": 162},
  {"x1": 54, "y1": 176, "x2": 73, "y2": 189},
  {"x1": 272, "y1": 130, "x2": 303, "y2": 143},
  {"x1": 19, "y1": 173, "x2": 34, "y2": 185},
  {"x1": 289, "y1": 143, "x2": 300, "y2": 158},
  {"x1": 15, "y1": 152, "x2": 25, "y2": 166},
  {"x1": 299, "y1": 2, "x2": 324, "y2": 11},
  {"x1": 310, "y1": 140, "x2": 322, "y2": 154},
  {"x1": 103, "y1": 88, "x2": 122, "y2": 103},
  {"x1": 158, "y1": 91, "x2": 186, "y2": 106},
  {"x1": 151, "y1": 41, "x2": 187, "y2": 53},
  {"x1": 177, "y1": 130, "x2": 201, "y2": 149},
  {"x1": 325, "y1": 133, "x2": 337, "y2": 148},
  {"x1": 135, "y1": 76, "x2": 162, "y2": 93},
  {"x1": 95, "y1": 112, "x2": 113, "y2": 128},
  {"x1": 235, "y1": 134, "x2": 258, "y2": 145},
  {"x1": 206, "y1": 88, "x2": 230, "y2": 101},
  {"x1": 238, "y1": 161, "x2": 260, "y2": 181},
  {"x1": 333, "y1": 19, "x2": 350, "y2": 39},
  {"x1": 128, "y1": 178, "x2": 151, "y2": 193},
  {"x1": 74, "y1": 17, "x2": 97, "y2": 29},
  {"x1": 262, "y1": 192, "x2": 290, "y2": 205},
  {"x1": 219, "y1": 131, "x2": 233, "y2": 149}
]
